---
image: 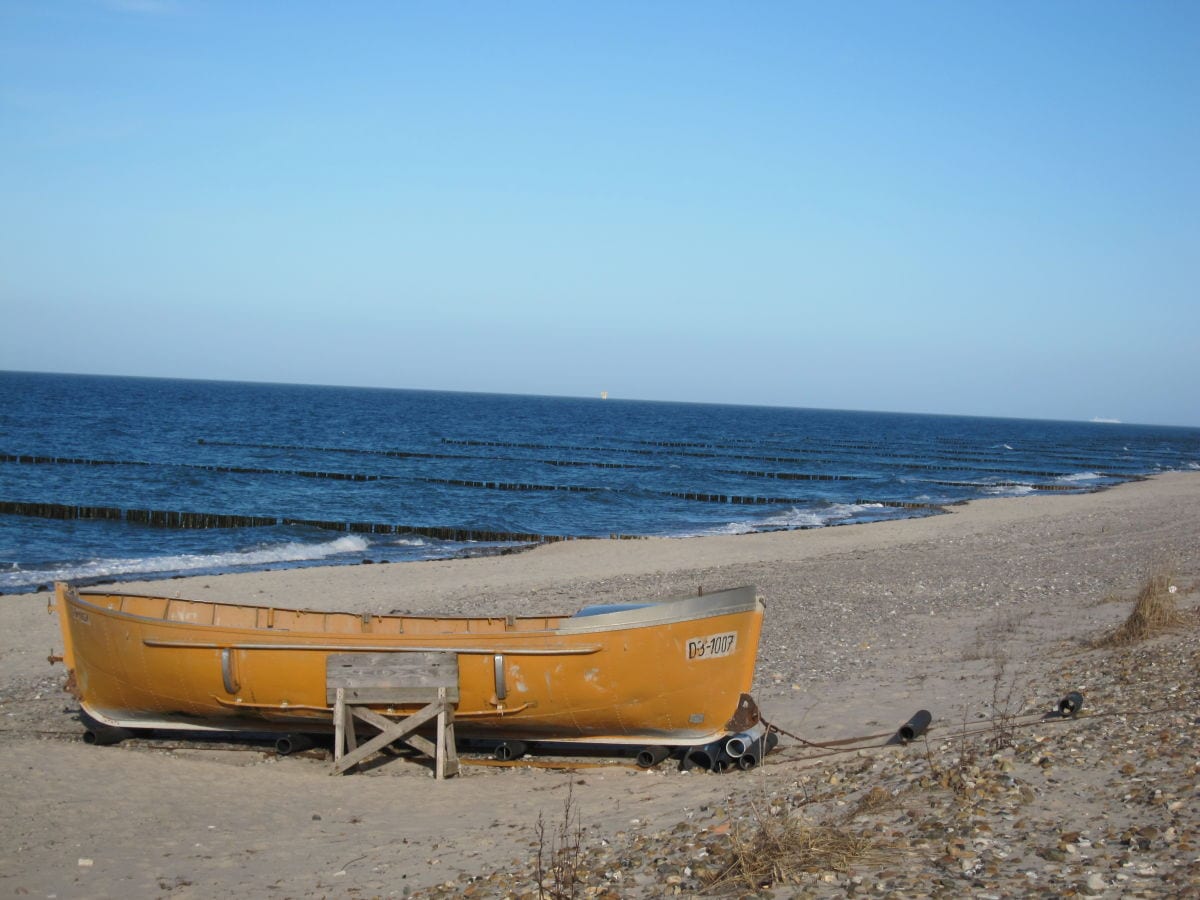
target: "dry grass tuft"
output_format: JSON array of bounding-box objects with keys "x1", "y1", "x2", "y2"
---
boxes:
[
  {"x1": 962, "y1": 607, "x2": 1021, "y2": 662},
  {"x1": 842, "y1": 785, "x2": 903, "y2": 823},
  {"x1": 533, "y1": 782, "x2": 584, "y2": 900},
  {"x1": 707, "y1": 803, "x2": 884, "y2": 892},
  {"x1": 1094, "y1": 571, "x2": 1188, "y2": 647}
]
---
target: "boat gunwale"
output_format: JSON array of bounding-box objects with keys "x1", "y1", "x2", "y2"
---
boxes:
[
  {"x1": 67, "y1": 586, "x2": 565, "y2": 629},
  {"x1": 555, "y1": 586, "x2": 761, "y2": 633},
  {"x1": 63, "y1": 584, "x2": 762, "y2": 639}
]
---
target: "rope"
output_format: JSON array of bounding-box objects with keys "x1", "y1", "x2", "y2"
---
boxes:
[{"x1": 760, "y1": 698, "x2": 1197, "y2": 767}]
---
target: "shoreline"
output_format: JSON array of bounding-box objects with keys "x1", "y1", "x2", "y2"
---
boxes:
[
  {"x1": 1, "y1": 471, "x2": 1197, "y2": 897},
  {"x1": 2, "y1": 466, "x2": 1188, "y2": 598},
  {"x1": 40, "y1": 470, "x2": 1194, "y2": 611}
]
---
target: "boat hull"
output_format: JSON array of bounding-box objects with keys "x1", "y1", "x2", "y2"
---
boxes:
[{"x1": 55, "y1": 583, "x2": 765, "y2": 746}]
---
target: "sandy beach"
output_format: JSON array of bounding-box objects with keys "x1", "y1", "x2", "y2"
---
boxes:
[{"x1": 1, "y1": 472, "x2": 1197, "y2": 898}]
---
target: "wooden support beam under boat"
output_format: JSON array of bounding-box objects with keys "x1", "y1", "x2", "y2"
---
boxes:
[{"x1": 327, "y1": 652, "x2": 460, "y2": 779}]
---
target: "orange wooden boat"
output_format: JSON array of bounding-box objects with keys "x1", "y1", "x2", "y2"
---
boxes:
[{"x1": 54, "y1": 582, "x2": 765, "y2": 749}]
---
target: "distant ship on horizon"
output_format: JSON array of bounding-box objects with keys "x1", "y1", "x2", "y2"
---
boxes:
[{"x1": 1090, "y1": 416, "x2": 1121, "y2": 424}]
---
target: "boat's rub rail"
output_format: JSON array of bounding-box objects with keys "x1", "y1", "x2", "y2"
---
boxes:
[
  {"x1": 211, "y1": 697, "x2": 331, "y2": 714},
  {"x1": 210, "y1": 696, "x2": 534, "y2": 718},
  {"x1": 143, "y1": 639, "x2": 602, "y2": 655}
]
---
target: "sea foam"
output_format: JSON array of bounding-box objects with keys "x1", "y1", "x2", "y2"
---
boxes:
[
  {"x1": 0, "y1": 534, "x2": 370, "y2": 592},
  {"x1": 712, "y1": 502, "x2": 882, "y2": 535},
  {"x1": 982, "y1": 483, "x2": 1035, "y2": 496}
]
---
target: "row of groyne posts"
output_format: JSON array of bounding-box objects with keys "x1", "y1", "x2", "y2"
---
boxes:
[
  {"x1": 0, "y1": 498, "x2": 951, "y2": 534},
  {"x1": 0, "y1": 500, "x2": 649, "y2": 544},
  {"x1": 1, "y1": 448, "x2": 1111, "y2": 541}
]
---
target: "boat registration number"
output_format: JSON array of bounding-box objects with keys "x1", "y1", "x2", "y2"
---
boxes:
[{"x1": 686, "y1": 631, "x2": 737, "y2": 660}]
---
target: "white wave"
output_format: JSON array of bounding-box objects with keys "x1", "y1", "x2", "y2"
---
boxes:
[
  {"x1": 753, "y1": 508, "x2": 829, "y2": 530},
  {"x1": 703, "y1": 503, "x2": 881, "y2": 536},
  {"x1": 1058, "y1": 471, "x2": 1101, "y2": 482},
  {"x1": 1188, "y1": 462, "x2": 1200, "y2": 470},
  {"x1": 0, "y1": 535, "x2": 370, "y2": 591},
  {"x1": 704, "y1": 521, "x2": 759, "y2": 536},
  {"x1": 982, "y1": 483, "x2": 1034, "y2": 496}
]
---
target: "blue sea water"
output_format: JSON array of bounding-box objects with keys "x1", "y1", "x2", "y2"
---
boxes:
[{"x1": 2, "y1": 371, "x2": 1198, "y2": 593}]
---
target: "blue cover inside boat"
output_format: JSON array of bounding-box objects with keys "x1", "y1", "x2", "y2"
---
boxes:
[{"x1": 573, "y1": 603, "x2": 652, "y2": 618}]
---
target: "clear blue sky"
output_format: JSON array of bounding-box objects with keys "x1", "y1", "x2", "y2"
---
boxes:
[{"x1": 2, "y1": 1, "x2": 1197, "y2": 426}]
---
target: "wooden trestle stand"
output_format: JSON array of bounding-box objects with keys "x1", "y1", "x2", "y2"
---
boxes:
[{"x1": 326, "y1": 652, "x2": 460, "y2": 779}]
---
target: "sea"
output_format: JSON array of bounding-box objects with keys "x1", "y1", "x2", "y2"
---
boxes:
[{"x1": 2, "y1": 371, "x2": 1198, "y2": 594}]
